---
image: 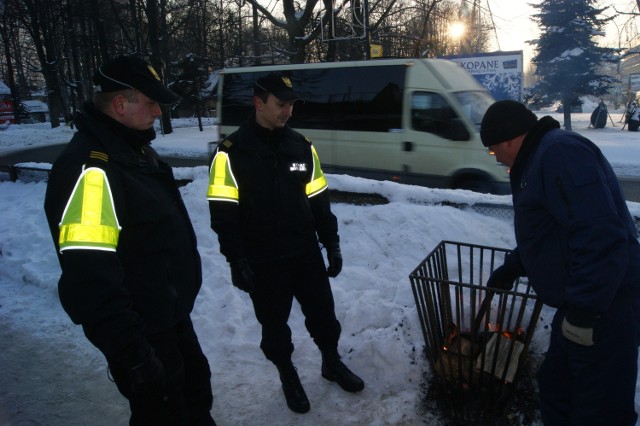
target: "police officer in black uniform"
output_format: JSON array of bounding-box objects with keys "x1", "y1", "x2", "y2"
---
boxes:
[
  {"x1": 44, "y1": 56, "x2": 216, "y2": 425},
  {"x1": 206, "y1": 72, "x2": 364, "y2": 414}
]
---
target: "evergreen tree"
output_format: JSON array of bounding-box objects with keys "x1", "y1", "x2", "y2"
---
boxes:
[{"x1": 528, "y1": 0, "x2": 619, "y2": 130}]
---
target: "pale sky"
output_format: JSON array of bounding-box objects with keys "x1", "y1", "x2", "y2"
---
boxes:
[{"x1": 487, "y1": 0, "x2": 640, "y2": 69}]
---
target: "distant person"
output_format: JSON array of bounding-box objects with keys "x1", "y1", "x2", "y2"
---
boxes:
[
  {"x1": 206, "y1": 72, "x2": 364, "y2": 414},
  {"x1": 44, "y1": 56, "x2": 216, "y2": 425},
  {"x1": 480, "y1": 100, "x2": 640, "y2": 425},
  {"x1": 626, "y1": 98, "x2": 640, "y2": 131},
  {"x1": 589, "y1": 99, "x2": 607, "y2": 129}
]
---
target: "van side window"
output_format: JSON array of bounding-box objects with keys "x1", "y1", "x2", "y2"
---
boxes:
[
  {"x1": 293, "y1": 78, "x2": 403, "y2": 132},
  {"x1": 452, "y1": 90, "x2": 494, "y2": 128},
  {"x1": 411, "y1": 92, "x2": 467, "y2": 140},
  {"x1": 221, "y1": 65, "x2": 406, "y2": 132}
]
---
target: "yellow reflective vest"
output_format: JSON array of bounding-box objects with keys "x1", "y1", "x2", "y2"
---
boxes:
[
  {"x1": 207, "y1": 120, "x2": 338, "y2": 263},
  {"x1": 58, "y1": 166, "x2": 121, "y2": 252},
  {"x1": 207, "y1": 140, "x2": 328, "y2": 202}
]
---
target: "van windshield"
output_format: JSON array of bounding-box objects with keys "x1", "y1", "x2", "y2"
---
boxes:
[{"x1": 453, "y1": 91, "x2": 495, "y2": 128}]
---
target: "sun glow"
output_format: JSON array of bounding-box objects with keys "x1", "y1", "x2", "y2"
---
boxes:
[{"x1": 449, "y1": 22, "x2": 466, "y2": 40}]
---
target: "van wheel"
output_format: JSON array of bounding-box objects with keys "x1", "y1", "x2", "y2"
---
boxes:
[{"x1": 454, "y1": 177, "x2": 493, "y2": 194}]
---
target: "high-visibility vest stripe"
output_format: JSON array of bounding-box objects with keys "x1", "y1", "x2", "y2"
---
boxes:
[
  {"x1": 59, "y1": 167, "x2": 120, "y2": 252},
  {"x1": 207, "y1": 146, "x2": 328, "y2": 201},
  {"x1": 207, "y1": 151, "x2": 239, "y2": 203},
  {"x1": 306, "y1": 146, "x2": 328, "y2": 198}
]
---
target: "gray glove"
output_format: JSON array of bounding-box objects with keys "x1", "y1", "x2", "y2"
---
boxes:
[{"x1": 561, "y1": 307, "x2": 599, "y2": 346}]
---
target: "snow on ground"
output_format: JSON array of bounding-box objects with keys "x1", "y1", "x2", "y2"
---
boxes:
[{"x1": 0, "y1": 106, "x2": 639, "y2": 426}]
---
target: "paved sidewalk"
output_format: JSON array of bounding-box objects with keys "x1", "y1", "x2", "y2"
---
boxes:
[{"x1": 0, "y1": 323, "x2": 128, "y2": 425}]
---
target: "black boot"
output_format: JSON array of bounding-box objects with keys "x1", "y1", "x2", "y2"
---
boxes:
[
  {"x1": 276, "y1": 361, "x2": 310, "y2": 414},
  {"x1": 321, "y1": 349, "x2": 365, "y2": 393}
]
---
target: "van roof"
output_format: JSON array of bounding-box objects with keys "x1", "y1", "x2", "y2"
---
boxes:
[
  {"x1": 222, "y1": 58, "x2": 484, "y2": 92},
  {"x1": 223, "y1": 58, "x2": 450, "y2": 73}
]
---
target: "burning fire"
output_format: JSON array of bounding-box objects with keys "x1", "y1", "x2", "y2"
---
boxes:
[
  {"x1": 442, "y1": 322, "x2": 458, "y2": 351},
  {"x1": 485, "y1": 323, "x2": 525, "y2": 340},
  {"x1": 442, "y1": 321, "x2": 525, "y2": 352}
]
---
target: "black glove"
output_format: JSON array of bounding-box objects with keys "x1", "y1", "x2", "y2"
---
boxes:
[
  {"x1": 129, "y1": 348, "x2": 166, "y2": 397},
  {"x1": 230, "y1": 258, "x2": 256, "y2": 293},
  {"x1": 326, "y1": 242, "x2": 343, "y2": 278},
  {"x1": 561, "y1": 307, "x2": 599, "y2": 346},
  {"x1": 486, "y1": 264, "x2": 519, "y2": 290}
]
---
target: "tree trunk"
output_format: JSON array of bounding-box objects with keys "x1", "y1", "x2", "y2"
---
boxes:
[
  {"x1": 43, "y1": 62, "x2": 62, "y2": 129},
  {"x1": 562, "y1": 95, "x2": 572, "y2": 131},
  {"x1": 289, "y1": 26, "x2": 307, "y2": 63},
  {"x1": 0, "y1": 13, "x2": 21, "y2": 123},
  {"x1": 324, "y1": 0, "x2": 336, "y2": 61},
  {"x1": 146, "y1": 0, "x2": 173, "y2": 134},
  {"x1": 252, "y1": 3, "x2": 261, "y2": 65},
  {"x1": 90, "y1": 0, "x2": 110, "y2": 64}
]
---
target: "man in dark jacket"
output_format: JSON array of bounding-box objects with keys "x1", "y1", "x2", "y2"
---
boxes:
[
  {"x1": 44, "y1": 56, "x2": 216, "y2": 425},
  {"x1": 206, "y1": 72, "x2": 364, "y2": 414},
  {"x1": 480, "y1": 100, "x2": 640, "y2": 425}
]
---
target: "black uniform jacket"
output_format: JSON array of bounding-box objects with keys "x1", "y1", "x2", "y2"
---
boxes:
[
  {"x1": 44, "y1": 103, "x2": 202, "y2": 366},
  {"x1": 209, "y1": 117, "x2": 338, "y2": 263}
]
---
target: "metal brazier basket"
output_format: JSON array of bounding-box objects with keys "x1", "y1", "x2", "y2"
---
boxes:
[{"x1": 409, "y1": 241, "x2": 543, "y2": 425}]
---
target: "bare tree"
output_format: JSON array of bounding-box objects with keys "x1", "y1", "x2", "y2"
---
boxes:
[
  {"x1": 0, "y1": 0, "x2": 497, "y2": 128},
  {"x1": 11, "y1": 0, "x2": 69, "y2": 127},
  {"x1": 0, "y1": 1, "x2": 23, "y2": 122},
  {"x1": 243, "y1": 0, "x2": 329, "y2": 63}
]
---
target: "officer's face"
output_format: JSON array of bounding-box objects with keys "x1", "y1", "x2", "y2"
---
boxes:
[
  {"x1": 118, "y1": 91, "x2": 162, "y2": 131},
  {"x1": 254, "y1": 94, "x2": 294, "y2": 130}
]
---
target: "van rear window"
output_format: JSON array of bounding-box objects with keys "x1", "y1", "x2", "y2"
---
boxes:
[{"x1": 221, "y1": 65, "x2": 405, "y2": 132}]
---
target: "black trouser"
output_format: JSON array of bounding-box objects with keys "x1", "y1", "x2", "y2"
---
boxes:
[
  {"x1": 108, "y1": 317, "x2": 214, "y2": 426},
  {"x1": 249, "y1": 249, "x2": 342, "y2": 365},
  {"x1": 538, "y1": 301, "x2": 638, "y2": 426}
]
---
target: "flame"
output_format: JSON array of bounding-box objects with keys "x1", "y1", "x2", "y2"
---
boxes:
[
  {"x1": 441, "y1": 320, "x2": 526, "y2": 352},
  {"x1": 442, "y1": 322, "x2": 459, "y2": 351},
  {"x1": 484, "y1": 322, "x2": 524, "y2": 341}
]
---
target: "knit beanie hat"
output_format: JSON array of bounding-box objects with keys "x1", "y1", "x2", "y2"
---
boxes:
[{"x1": 480, "y1": 100, "x2": 538, "y2": 147}]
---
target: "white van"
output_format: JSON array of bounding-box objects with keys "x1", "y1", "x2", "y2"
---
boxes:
[{"x1": 216, "y1": 58, "x2": 510, "y2": 194}]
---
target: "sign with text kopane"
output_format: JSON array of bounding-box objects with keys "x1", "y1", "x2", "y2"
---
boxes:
[{"x1": 441, "y1": 51, "x2": 523, "y2": 102}]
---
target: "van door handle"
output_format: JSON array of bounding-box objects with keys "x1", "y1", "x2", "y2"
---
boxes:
[{"x1": 403, "y1": 141, "x2": 413, "y2": 152}]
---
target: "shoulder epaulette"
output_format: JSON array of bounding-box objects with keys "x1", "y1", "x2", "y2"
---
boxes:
[
  {"x1": 220, "y1": 139, "x2": 233, "y2": 149},
  {"x1": 89, "y1": 150, "x2": 109, "y2": 163},
  {"x1": 304, "y1": 136, "x2": 312, "y2": 145}
]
